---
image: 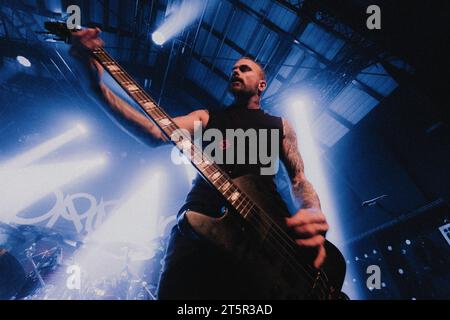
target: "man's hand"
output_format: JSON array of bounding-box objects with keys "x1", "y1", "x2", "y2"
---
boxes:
[
  {"x1": 69, "y1": 28, "x2": 106, "y2": 82},
  {"x1": 71, "y1": 27, "x2": 104, "y2": 51},
  {"x1": 285, "y1": 208, "x2": 329, "y2": 269}
]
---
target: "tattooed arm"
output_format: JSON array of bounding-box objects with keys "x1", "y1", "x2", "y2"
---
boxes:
[
  {"x1": 281, "y1": 118, "x2": 328, "y2": 269},
  {"x1": 280, "y1": 118, "x2": 321, "y2": 209},
  {"x1": 70, "y1": 28, "x2": 209, "y2": 147}
]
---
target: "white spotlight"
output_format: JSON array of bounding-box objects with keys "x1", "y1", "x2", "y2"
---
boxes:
[
  {"x1": 69, "y1": 169, "x2": 167, "y2": 284},
  {"x1": 292, "y1": 99, "x2": 306, "y2": 109},
  {"x1": 94, "y1": 156, "x2": 106, "y2": 166},
  {"x1": 289, "y1": 95, "x2": 358, "y2": 298},
  {"x1": 0, "y1": 124, "x2": 88, "y2": 172},
  {"x1": 76, "y1": 123, "x2": 88, "y2": 135},
  {"x1": 288, "y1": 96, "x2": 342, "y2": 245},
  {"x1": 152, "y1": 31, "x2": 166, "y2": 46},
  {"x1": 88, "y1": 169, "x2": 165, "y2": 246},
  {"x1": 17, "y1": 56, "x2": 31, "y2": 67},
  {"x1": 0, "y1": 157, "x2": 106, "y2": 223},
  {"x1": 152, "y1": 0, "x2": 204, "y2": 45}
]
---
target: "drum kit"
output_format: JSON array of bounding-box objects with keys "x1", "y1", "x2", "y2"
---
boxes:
[{"x1": 0, "y1": 222, "x2": 163, "y2": 300}]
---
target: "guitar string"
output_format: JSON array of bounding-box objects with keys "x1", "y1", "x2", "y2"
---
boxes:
[
  {"x1": 92, "y1": 49, "x2": 330, "y2": 298},
  {"x1": 197, "y1": 161, "x2": 329, "y2": 297},
  {"x1": 192, "y1": 153, "x2": 328, "y2": 296}
]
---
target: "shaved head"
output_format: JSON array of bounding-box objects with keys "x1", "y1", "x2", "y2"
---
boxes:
[{"x1": 239, "y1": 57, "x2": 266, "y2": 80}]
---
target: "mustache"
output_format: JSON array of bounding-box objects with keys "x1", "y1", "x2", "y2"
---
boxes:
[{"x1": 230, "y1": 76, "x2": 243, "y2": 83}]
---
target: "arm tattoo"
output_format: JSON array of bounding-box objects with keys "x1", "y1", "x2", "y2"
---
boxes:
[
  {"x1": 281, "y1": 119, "x2": 321, "y2": 210},
  {"x1": 99, "y1": 83, "x2": 167, "y2": 146}
]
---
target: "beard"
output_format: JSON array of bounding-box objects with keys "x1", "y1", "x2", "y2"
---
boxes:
[{"x1": 229, "y1": 81, "x2": 258, "y2": 97}]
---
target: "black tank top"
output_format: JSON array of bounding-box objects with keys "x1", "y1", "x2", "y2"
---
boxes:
[{"x1": 180, "y1": 105, "x2": 286, "y2": 217}]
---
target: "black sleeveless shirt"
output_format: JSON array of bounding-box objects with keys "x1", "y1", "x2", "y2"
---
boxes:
[{"x1": 179, "y1": 105, "x2": 286, "y2": 217}]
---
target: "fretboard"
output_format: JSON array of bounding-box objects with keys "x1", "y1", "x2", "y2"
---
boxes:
[{"x1": 91, "y1": 47, "x2": 256, "y2": 219}]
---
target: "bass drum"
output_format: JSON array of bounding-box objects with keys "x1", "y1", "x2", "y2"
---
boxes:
[{"x1": 0, "y1": 249, "x2": 27, "y2": 300}]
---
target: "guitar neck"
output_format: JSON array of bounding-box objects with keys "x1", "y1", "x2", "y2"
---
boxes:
[
  {"x1": 92, "y1": 48, "x2": 176, "y2": 141},
  {"x1": 91, "y1": 47, "x2": 256, "y2": 219}
]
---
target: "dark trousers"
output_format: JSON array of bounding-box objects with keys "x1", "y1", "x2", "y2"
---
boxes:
[{"x1": 156, "y1": 213, "x2": 261, "y2": 300}]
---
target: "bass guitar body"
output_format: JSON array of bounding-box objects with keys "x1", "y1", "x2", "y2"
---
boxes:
[{"x1": 185, "y1": 174, "x2": 348, "y2": 300}]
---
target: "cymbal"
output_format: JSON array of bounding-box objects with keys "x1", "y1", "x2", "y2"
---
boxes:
[{"x1": 100, "y1": 242, "x2": 154, "y2": 262}]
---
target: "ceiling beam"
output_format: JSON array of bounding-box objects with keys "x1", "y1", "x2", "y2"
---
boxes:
[
  {"x1": 352, "y1": 79, "x2": 384, "y2": 101},
  {"x1": 225, "y1": 0, "x2": 332, "y2": 66}
]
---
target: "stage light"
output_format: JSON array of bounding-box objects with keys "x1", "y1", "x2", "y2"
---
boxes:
[
  {"x1": 151, "y1": 0, "x2": 204, "y2": 45},
  {"x1": 94, "y1": 155, "x2": 106, "y2": 166},
  {"x1": 87, "y1": 169, "x2": 165, "y2": 246},
  {"x1": 292, "y1": 99, "x2": 306, "y2": 109},
  {"x1": 387, "y1": 245, "x2": 393, "y2": 251},
  {"x1": 288, "y1": 96, "x2": 343, "y2": 243},
  {"x1": 398, "y1": 268, "x2": 404, "y2": 275},
  {"x1": 68, "y1": 169, "x2": 167, "y2": 283},
  {"x1": 152, "y1": 31, "x2": 166, "y2": 46},
  {"x1": 76, "y1": 123, "x2": 87, "y2": 134},
  {"x1": 0, "y1": 157, "x2": 106, "y2": 223},
  {"x1": 33, "y1": 169, "x2": 168, "y2": 299},
  {"x1": 16, "y1": 56, "x2": 31, "y2": 67},
  {"x1": 405, "y1": 239, "x2": 411, "y2": 245},
  {"x1": 288, "y1": 95, "x2": 358, "y2": 297},
  {"x1": 0, "y1": 124, "x2": 88, "y2": 173},
  {"x1": 381, "y1": 282, "x2": 386, "y2": 288},
  {"x1": 364, "y1": 253, "x2": 368, "y2": 258},
  {"x1": 373, "y1": 249, "x2": 377, "y2": 254}
]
